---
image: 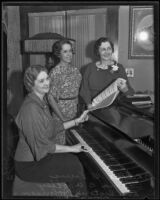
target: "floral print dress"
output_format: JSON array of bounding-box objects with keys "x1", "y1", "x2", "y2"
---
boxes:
[{"x1": 48, "y1": 64, "x2": 82, "y2": 144}]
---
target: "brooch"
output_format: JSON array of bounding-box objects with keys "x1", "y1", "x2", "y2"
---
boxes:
[{"x1": 110, "y1": 63, "x2": 119, "y2": 73}]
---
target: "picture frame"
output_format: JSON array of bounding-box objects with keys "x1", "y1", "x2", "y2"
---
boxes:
[{"x1": 128, "y1": 6, "x2": 154, "y2": 59}]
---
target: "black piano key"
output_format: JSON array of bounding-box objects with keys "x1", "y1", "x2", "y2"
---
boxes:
[
  {"x1": 108, "y1": 161, "x2": 138, "y2": 172},
  {"x1": 81, "y1": 138, "x2": 109, "y2": 151},
  {"x1": 102, "y1": 152, "x2": 127, "y2": 159},
  {"x1": 79, "y1": 134, "x2": 95, "y2": 141},
  {"x1": 139, "y1": 173, "x2": 151, "y2": 180},
  {"x1": 116, "y1": 157, "x2": 132, "y2": 164},
  {"x1": 125, "y1": 192, "x2": 139, "y2": 197},
  {"x1": 113, "y1": 165, "x2": 146, "y2": 178},
  {"x1": 88, "y1": 143, "x2": 121, "y2": 157},
  {"x1": 126, "y1": 179, "x2": 151, "y2": 191},
  {"x1": 81, "y1": 131, "x2": 129, "y2": 157},
  {"x1": 77, "y1": 133, "x2": 120, "y2": 161},
  {"x1": 109, "y1": 165, "x2": 125, "y2": 171},
  {"x1": 98, "y1": 153, "x2": 127, "y2": 167},
  {"x1": 126, "y1": 187, "x2": 150, "y2": 194},
  {"x1": 100, "y1": 157, "x2": 119, "y2": 164},
  {"x1": 80, "y1": 131, "x2": 117, "y2": 150},
  {"x1": 102, "y1": 158, "x2": 119, "y2": 165},
  {"x1": 81, "y1": 134, "x2": 94, "y2": 141},
  {"x1": 120, "y1": 173, "x2": 151, "y2": 184},
  {"x1": 127, "y1": 167, "x2": 146, "y2": 175},
  {"x1": 100, "y1": 153, "x2": 115, "y2": 158},
  {"x1": 89, "y1": 144, "x2": 106, "y2": 151},
  {"x1": 97, "y1": 154, "x2": 115, "y2": 161},
  {"x1": 102, "y1": 155, "x2": 131, "y2": 166},
  {"x1": 88, "y1": 143, "x2": 139, "y2": 170},
  {"x1": 122, "y1": 162, "x2": 138, "y2": 169},
  {"x1": 113, "y1": 169, "x2": 132, "y2": 177}
]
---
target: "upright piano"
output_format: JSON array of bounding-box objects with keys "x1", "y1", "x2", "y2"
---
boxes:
[{"x1": 67, "y1": 99, "x2": 155, "y2": 198}]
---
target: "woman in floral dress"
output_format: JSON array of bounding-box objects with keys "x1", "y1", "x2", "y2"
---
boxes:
[{"x1": 48, "y1": 39, "x2": 82, "y2": 144}]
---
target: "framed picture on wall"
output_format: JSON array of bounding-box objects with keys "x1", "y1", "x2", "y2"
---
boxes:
[{"x1": 128, "y1": 6, "x2": 154, "y2": 59}]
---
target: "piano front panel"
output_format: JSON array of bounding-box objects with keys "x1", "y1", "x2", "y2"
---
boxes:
[{"x1": 67, "y1": 114, "x2": 154, "y2": 198}]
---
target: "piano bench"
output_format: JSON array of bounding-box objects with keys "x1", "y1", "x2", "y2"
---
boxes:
[{"x1": 12, "y1": 175, "x2": 73, "y2": 197}]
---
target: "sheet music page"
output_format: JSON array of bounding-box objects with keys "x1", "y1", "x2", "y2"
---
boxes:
[{"x1": 88, "y1": 78, "x2": 126, "y2": 111}]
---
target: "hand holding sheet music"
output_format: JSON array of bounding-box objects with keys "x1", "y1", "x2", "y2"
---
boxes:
[
  {"x1": 117, "y1": 78, "x2": 128, "y2": 93},
  {"x1": 88, "y1": 78, "x2": 127, "y2": 111}
]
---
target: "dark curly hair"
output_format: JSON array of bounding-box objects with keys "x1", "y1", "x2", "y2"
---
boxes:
[
  {"x1": 24, "y1": 65, "x2": 48, "y2": 92},
  {"x1": 52, "y1": 39, "x2": 75, "y2": 59},
  {"x1": 94, "y1": 37, "x2": 114, "y2": 59}
]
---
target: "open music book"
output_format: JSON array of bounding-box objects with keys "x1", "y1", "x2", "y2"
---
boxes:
[{"x1": 88, "y1": 78, "x2": 126, "y2": 111}]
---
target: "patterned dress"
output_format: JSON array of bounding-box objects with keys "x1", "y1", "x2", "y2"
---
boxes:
[{"x1": 48, "y1": 64, "x2": 82, "y2": 144}]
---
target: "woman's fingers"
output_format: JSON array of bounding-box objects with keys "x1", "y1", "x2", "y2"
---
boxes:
[
  {"x1": 78, "y1": 110, "x2": 89, "y2": 122},
  {"x1": 81, "y1": 145, "x2": 92, "y2": 152},
  {"x1": 81, "y1": 110, "x2": 89, "y2": 118}
]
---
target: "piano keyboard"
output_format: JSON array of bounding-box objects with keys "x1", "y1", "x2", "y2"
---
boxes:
[
  {"x1": 70, "y1": 129, "x2": 130, "y2": 194},
  {"x1": 69, "y1": 128, "x2": 152, "y2": 196},
  {"x1": 134, "y1": 136, "x2": 154, "y2": 152}
]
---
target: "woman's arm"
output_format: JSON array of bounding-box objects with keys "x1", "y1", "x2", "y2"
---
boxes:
[
  {"x1": 63, "y1": 110, "x2": 89, "y2": 129},
  {"x1": 16, "y1": 104, "x2": 89, "y2": 159},
  {"x1": 55, "y1": 143, "x2": 90, "y2": 153}
]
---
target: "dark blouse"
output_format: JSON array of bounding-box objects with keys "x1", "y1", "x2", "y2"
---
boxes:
[
  {"x1": 14, "y1": 92, "x2": 64, "y2": 162},
  {"x1": 80, "y1": 62, "x2": 134, "y2": 105}
]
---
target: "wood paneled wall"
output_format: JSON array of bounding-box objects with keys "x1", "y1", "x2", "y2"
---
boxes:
[{"x1": 7, "y1": 6, "x2": 23, "y2": 116}]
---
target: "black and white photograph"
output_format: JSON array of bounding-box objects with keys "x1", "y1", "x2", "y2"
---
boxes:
[{"x1": 2, "y1": 1, "x2": 159, "y2": 199}]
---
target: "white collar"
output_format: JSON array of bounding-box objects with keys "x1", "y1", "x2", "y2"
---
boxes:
[
  {"x1": 96, "y1": 61, "x2": 114, "y2": 70},
  {"x1": 96, "y1": 61, "x2": 119, "y2": 72}
]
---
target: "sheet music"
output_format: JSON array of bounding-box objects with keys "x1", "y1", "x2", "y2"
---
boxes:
[{"x1": 88, "y1": 78, "x2": 126, "y2": 111}]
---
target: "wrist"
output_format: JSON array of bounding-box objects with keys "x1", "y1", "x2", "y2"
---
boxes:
[
  {"x1": 67, "y1": 145, "x2": 73, "y2": 152},
  {"x1": 121, "y1": 85, "x2": 128, "y2": 93},
  {"x1": 74, "y1": 118, "x2": 79, "y2": 126}
]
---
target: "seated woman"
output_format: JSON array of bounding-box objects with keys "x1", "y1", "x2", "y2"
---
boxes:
[
  {"x1": 13, "y1": 65, "x2": 89, "y2": 197},
  {"x1": 80, "y1": 37, "x2": 135, "y2": 125}
]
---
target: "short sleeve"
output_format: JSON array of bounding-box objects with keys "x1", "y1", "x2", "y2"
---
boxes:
[{"x1": 16, "y1": 104, "x2": 56, "y2": 161}]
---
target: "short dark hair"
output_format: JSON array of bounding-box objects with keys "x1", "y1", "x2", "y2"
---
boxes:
[
  {"x1": 24, "y1": 65, "x2": 48, "y2": 92},
  {"x1": 94, "y1": 37, "x2": 114, "y2": 59},
  {"x1": 52, "y1": 39, "x2": 74, "y2": 58}
]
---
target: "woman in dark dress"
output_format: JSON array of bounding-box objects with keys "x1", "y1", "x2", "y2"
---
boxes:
[
  {"x1": 14, "y1": 65, "x2": 89, "y2": 197},
  {"x1": 80, "y1": 37, "x2": 134, "y2": 125}
]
